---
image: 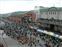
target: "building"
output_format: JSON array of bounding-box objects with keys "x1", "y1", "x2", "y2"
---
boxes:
[
  {"x1": 7, "y1": 11, "x2": 36, "y2": 24},
  {"x1": 35, "y1": 6, "x2": 62, "y2": 20},
  {"x1": 7, "y1": 16, "x2": 22, "y2": 24},
  {"x1": 35, "y1": 6, "x2": 62, "y2": 33},
  {"x1": 24, "y1": 11, "x2": 36, "y2": 22}
]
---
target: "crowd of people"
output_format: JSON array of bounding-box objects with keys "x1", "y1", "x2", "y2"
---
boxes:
[
  {"x1": 3, "y1": 17, "x2": 62, "y2": 47},
  {"x1": 4, "y1": 23, "x2": 62, "y2": 47}
]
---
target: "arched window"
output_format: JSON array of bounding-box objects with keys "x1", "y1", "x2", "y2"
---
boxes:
[
  {"x1": 49, "y1": 12, "x2": 50, "y2": 14},
  {"x1": 53, "y1": 12, "x2": 54, "y2": 14},
  {"x1": 48, "y1": 11, "x2": 56, "y2": 15},
  {"x1": 51, "y1": 12, "x2": 52, "y2": 14},
  {"x1": 48, "y1": 7, "x2": 57, "y2": 15},
  {"x1": 54, "y1": 12, "x2": 56, "y2": 14}
]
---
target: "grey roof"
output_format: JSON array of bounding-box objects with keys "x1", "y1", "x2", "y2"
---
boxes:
[{"x1": 40, "y1": 7, "x2": 62, "y2": 13}]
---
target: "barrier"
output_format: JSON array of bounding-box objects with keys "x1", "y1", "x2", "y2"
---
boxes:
[{"x1": 30, "y1": 26, "x2": 62, "y2": 40}]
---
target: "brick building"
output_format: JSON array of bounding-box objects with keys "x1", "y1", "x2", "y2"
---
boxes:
[
  {"x1": 24, "y1": 11, "x2": 36, "y2": 22},
  {"x1": 7, "y1": 11, "x2": 36, "y2": 24}
]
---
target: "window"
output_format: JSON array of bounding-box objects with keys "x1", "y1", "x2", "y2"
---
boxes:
[
  {"x1": 53, "y1": 12, "x2": 54, "y2": 14},
  {"x1": 55, "y1": 12, "x2": 56, "y2": 14},
  {"x1": 49, "y1": 12, "x2": 50, "y2": 14},
  {"x1": 48, "y1": 11, "x2": 56, "y2": 15},
  {"x1": 51, "y1": 12, "x2": 52, "y2": 14}
]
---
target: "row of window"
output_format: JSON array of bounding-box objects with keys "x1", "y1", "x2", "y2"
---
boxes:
[{"x1": 48, "y1": 12, "x2": 57, "y2": 15}]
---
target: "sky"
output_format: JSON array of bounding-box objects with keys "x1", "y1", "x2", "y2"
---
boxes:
[{"x1": 0, "y1": 0, "x2": 62, "y2": 14}]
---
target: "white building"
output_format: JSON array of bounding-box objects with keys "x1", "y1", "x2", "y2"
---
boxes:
[
  {"x1": 35, "y1": 6, "x2": 62, "y2": 32},
  {"x1": 35, "y1": 6, "x2": 62, "y2": 20}
]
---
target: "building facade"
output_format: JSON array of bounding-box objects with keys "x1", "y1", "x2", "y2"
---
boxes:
[
  {"x1": 35, "y1": 6, "x2": 62, "y2": 20},
  {"x1": 7, "y1": 11, "x2": 36, "y2": 24},
  {"x1": 35, "y1": 6, "x2": 62, "y2": 33}
]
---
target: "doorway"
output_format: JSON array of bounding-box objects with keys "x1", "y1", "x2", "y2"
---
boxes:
[{"x1": 50, "y1": 24, "x2": 54, "y2": 31}]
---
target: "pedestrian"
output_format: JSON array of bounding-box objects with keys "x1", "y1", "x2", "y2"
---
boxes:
[{"x1": 35, "y1": 44, "x2": 36, "y2": 47}]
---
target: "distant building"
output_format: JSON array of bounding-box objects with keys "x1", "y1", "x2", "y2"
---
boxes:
[
  {"x1": 24, "y1": 11, "x2": 36, "y2": 22},
  {"x1": 35, "y1": 6, "x2": 62, "y2": 33},
  {"x1": 35, "y1": 6, "x2": 62, "y2": 20},
  {"x1": 7, "y1": 11, "x2": 36, "y2": 24},
  {"x1": 7, "y1": 16, "x2": 22, "y2": 24}
]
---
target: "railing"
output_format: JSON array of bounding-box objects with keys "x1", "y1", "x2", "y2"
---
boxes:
[
  {"x1": 30, "y1": 26, "x2": 62, "y2": 40},
  {"x1": 38, "y1": 19, "x2": 62, "y2": 26}
]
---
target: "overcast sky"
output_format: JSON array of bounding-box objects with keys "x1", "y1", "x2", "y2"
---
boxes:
[{"x1": 0, "y1": 0, "x2": 62, "y2": 14}]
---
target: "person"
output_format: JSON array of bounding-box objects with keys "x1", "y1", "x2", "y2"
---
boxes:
[
  {"x1": 35, "y1": 44, "x2": 36, "y2": 47},
  {"x1": 38, "y1": 40, "x2": 39, "y2": 43},
  {"x1": 57, "y1": 44, "x2": 60, "y2": 47},
  {"x1": 58, "y1": 42, "x2": 62, "y2": 47},
  {"x1": 0, "y1": 43, "x2": 4, "y2": 47},
  {"x1": 44, "y1": 41, "x2": 51, "y2": 47},
  {"x1": 29, "y1": 43, "x2": 32, "y2": 47},
  {"x1": 39, "y1": 43, "x2": 44, "y2": 47}
]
